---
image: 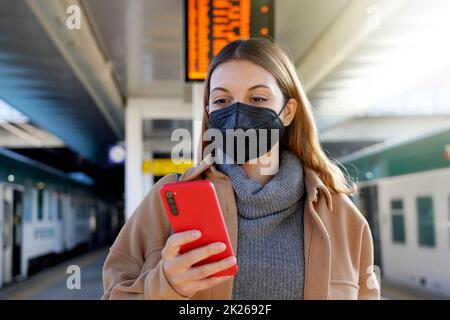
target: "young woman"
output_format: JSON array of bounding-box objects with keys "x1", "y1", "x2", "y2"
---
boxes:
[{"x1": 102, "y1": 38, "x2": 380, "y2": 300}]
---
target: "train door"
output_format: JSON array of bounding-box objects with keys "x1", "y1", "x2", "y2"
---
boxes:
[
  {"x1": 12, "y1": 189, "x2": 23, "y2": 278},
  {"x1": 359, "y1": 185, "x2": 383, "y2": 272},
  {"x1": 2, "y1": 186, "x2": 13, "y2": 285}
]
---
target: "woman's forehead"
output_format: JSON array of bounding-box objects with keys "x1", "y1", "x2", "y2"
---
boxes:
[{"x1": 210, "y1": 60, "x2": 278, "y2": 92}]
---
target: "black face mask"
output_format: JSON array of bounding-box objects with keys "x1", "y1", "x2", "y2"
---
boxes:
[{"x1": 208, "y1": 101, "x2": 287, "y2": 164}]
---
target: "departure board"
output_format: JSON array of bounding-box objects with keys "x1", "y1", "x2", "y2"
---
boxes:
[{"x1": 185, "y1": 0, "x2": 274, "y2": 81}]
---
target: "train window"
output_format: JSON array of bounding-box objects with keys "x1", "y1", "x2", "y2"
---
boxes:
[
  {"x1": 81, "y1": 202, "x2": 85, "y2": 219},
  {"x1": 37, "y1": 189, "x2": 44, "y2": 221},
  {"x1": 57, "y1": 194, "x2": 63, "y2": 220},
  {"x1": 78, "y1": 202, "x2": 83, "y2": 219},
  {"x1": 3, "y1": 200, "x2": 11, "y2": 248},
  {"x1": 391, "y1": 199, "x2": 406, "y2": 244},
  {"x1": 81, "y1": 201, "x2": 84, "y2": 218},
  {"x1": 75, "y1": 200, "x2": 80, "y2": 219},
  {"x1": 24, "y1": 188, "x2": 32, "y2": 222},
  {"x1": 48, "y1": 192, "x2": 53, "y2": 221},
  {"x1": 417, "y1": 197, "x2": 436, "y2": 247}
]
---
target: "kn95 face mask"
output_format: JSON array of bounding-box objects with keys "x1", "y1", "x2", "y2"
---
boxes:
[{"x1": 208, "y1": 101, "x2": 287, "y2": 164}]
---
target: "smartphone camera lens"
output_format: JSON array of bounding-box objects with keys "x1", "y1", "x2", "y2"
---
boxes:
[
  {"x1": 165, "y1": 191, "x2": 178, "y2": 216},
  {"x1": 169, "y1": 204, "x2": 178, "y2": 215}
]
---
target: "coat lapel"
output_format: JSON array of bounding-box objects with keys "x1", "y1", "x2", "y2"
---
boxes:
[{"x1": 303, "y1": 166, "x2": 333, "y2": 299}]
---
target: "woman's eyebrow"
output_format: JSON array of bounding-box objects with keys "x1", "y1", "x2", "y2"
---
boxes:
[
  {"x1": 210, "y1": 84, "x2": 271, "y2": 94},
  {"x1": 248, "y1": 84, "x2": 271, "y2": 91},
  {"x1": 210, "y1": 87, "x2": 229, "y2": 94}
]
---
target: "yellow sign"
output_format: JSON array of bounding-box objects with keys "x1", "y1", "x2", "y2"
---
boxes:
[{"x1": 142, "y1": 159, "x2": 194, "y2": 176}]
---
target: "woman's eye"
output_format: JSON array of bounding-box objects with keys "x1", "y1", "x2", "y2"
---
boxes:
[
  {"x1": 213, "y1": 98, "x2": 229, "y2": 105},
  {"x1": 251, "y1": 96, "x2": 267, "y2": 103}
]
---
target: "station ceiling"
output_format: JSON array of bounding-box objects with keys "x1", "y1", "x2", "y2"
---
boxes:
[
  {"x1": 0, "y1": 0, "x2": 119, "y2": 163},
  {"x1": 1, "y1": 0, "x2": 450, "y2": 164}
]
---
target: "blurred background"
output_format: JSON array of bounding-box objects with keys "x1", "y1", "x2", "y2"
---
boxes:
[{"x1": 0, "y1": 0, "x2": 450, "y2": 299}]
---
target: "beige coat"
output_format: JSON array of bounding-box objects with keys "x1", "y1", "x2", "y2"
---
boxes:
[{"x1": 102, "y1": 156, "x2": 380, "y2": 300}]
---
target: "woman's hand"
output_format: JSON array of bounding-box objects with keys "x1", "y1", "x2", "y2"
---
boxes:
[{"x1": 162, "y1": 230, "x2": 237, "y2": 298}]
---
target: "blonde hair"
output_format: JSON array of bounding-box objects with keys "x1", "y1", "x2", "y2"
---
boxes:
[{"x1": 200, "y1": 37, "x2": 356, "y2": 195}]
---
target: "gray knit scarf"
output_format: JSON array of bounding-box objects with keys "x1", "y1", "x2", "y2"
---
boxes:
[{"x1": 216, "y1": 149, "x2": 305, "y2": 300}]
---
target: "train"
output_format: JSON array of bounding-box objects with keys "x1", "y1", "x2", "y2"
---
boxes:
[
  {"x1": 341, "y1": 125, "x2": 450, "y2": 298},
  {"x1": 0, "y1": 148, "x2": 122, "y2": 288}
]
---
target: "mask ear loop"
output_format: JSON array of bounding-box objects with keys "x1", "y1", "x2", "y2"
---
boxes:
[
  {"x1": 254, "y1": 98, "x2": 290, "y2": 129},
  {"x1": 277, "y1": 99, "x2": 291, "y2": 151},
  {"x1": 275, "y1": 98, "x2": 290, "y2": 118}
]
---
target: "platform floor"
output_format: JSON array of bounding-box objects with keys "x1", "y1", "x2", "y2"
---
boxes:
[
  {"x1": 0, "y1": 248, "x2": 107, "y2": 300},
  {"x1": 0, "y1": 248, "x2": 446, "y2": 300}
]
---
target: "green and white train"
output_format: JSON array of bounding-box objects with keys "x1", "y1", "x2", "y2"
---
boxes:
[
  {"x1": 0, "y1": 148, "x2": 122, "y2": 288},
  {"x1": 341, "y1": 126, "x2": 450, "y2": 298}
]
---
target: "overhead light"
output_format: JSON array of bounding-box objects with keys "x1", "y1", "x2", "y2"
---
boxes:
[
  {"x1": 0, "y1": 99, "x2": 28, "y2": 123},
  {"x1": 365, "y1": 171, "x2": 374, "y2": 179},
  {"x1": 108, "y1": 143, "x2": 126, "y2": 164}
]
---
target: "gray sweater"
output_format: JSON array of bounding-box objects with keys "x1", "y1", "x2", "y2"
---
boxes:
[{"x1": 216, "y1": 150, "x2": 305, "y2": 300}]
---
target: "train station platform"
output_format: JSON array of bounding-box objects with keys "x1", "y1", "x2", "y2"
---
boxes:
[
  {"x1": 0, "y1": 247, "x2": 444, "y2": 300},
  {"x1": 0, "y1": 248, "x2": 107, "y2": 300},
  {"x1": 380, "y1": 280, "x2": 448, "y2": 300}
]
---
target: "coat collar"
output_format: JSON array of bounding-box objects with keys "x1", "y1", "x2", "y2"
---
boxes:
[{"x1": 179, "y1": 154, "x2": 333, "y2": 212}]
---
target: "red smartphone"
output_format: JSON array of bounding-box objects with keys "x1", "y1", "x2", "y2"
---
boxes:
[{"x1": 159, "y1": 180, "x2": 238, "y2": 277}]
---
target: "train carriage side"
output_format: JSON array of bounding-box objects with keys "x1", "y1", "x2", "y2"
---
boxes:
[
  {"x1": 0, "y1": 149, "x2": 121, "y2": 287},
  {"x1": 342, "y1": 128, "x2": 450, "y2": 298}
]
